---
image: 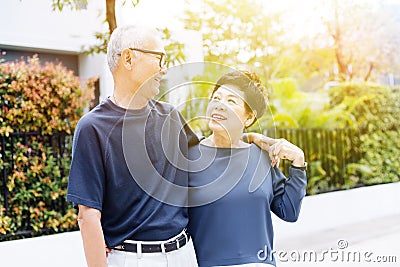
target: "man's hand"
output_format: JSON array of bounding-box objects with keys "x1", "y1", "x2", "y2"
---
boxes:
[
  {"x1": 267, "y1": 138, "x2": 305, "y2": 167},
  {"x1": 247, "y1": 133, "x2": 278, "y2": 151},
  {"x1": 246, "y1": 133, "x2": 305, "y2": 167},
  {"x1": 106, "y1": 244, "x2": 111, "y2": 257}
]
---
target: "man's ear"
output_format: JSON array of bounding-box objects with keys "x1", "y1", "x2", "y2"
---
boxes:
[{"x1": 120, "y1": 49, "x2": 134, "y2": 70}]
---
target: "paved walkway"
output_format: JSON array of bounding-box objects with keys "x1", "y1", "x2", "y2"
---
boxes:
[
  {"x1": 1, "y1": 214, "x2": 399, "y2": 267},
  {"x1": 0, "y1": 231, "x2": 85, "y2": 267},
  {"x1": 1, "y1": 183, "x2": 399, "y2": 266},
  {"x1": 275, "y1": 214, "x2": 400, "y2": 267}
]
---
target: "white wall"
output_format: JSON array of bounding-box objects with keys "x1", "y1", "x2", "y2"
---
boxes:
[
  {"x1": 0, "y1": 0, "x2": 203, "y2": 102},
  {"x1": 0, "y1": 0, "x2": 104, "y2": 52},
  {"x1": 79, "y1": 53, "x2": 114, "y2": 101}
]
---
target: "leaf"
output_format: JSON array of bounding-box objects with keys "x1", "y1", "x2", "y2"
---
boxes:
[{"x1": 346, "y1": 163, "x2": 373, "y2": 176}]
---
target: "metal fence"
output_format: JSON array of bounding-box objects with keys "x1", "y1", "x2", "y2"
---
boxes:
[
  {"x1": 0, "y1": 131, "x2": 73, "y2": 240},
  {"x1": 262, "y1": 127, "x2": 361, "y2": 191}
]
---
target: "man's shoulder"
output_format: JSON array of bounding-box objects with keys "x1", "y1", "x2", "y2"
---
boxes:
[
  {"x1": 150, "y1": 99, "x2": 179, "y2": 115},
  {"x1": 77, "y1": 100, "x2": 116, "y2": 127},
  {"x1": 76, "y1": 109, "x2": 100, "y2": 129}
]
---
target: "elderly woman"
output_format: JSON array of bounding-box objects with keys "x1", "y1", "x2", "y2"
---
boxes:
[{"x1": 188, "y1": 71, "x2": 307, "y2": 267}]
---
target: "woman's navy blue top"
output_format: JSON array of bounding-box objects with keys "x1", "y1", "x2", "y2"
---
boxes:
[{"x1": 188, "y1": 143, "x2": 307, "y2": 267}]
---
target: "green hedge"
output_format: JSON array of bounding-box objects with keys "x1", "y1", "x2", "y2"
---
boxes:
[
  {"x1": 0, "y1": 55, "x2": 94, "y2": 240},
  {"x1": 329, "y1": 82, "x2": 400, "y2": 186}
]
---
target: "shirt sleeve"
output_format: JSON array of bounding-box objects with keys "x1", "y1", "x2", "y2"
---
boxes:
[
  {"x1": 66, "y1": 117, "x2": 106, "y2": 211},
  {"x1": 270, "y1": 166, "x2": 307, "y2": 222}
]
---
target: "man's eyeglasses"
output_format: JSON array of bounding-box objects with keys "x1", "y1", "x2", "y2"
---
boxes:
[{"x1": 118, "y1": 48, "x2": 166, "y2": 68}]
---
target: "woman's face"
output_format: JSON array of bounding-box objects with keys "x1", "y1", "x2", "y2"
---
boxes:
[{"x1": 207, "y1": 84, "x2": 253, "y2": 137}]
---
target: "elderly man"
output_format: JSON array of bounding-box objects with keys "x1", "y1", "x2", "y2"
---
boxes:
[{"x1": 67, "y1": 24, "x2": 199, "y2": 267}]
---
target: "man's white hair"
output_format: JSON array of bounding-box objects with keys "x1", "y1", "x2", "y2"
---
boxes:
[{"x1": 107, "y1": 24, "x2": 160, "y2": 73}]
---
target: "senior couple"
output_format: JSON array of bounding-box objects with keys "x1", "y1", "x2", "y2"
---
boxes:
[{"x1": 67, "y1": 24, "x2": 307, "y2": 267}]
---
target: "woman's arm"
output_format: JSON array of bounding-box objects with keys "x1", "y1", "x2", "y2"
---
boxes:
[
  {"x1": 247, "y1": 134, "x2": 307, "y2": 221},
  {"x1": 270, "y1": 166, "x2": 307, "y2": 222},
  {"x1": 78, "y1": 205, "x2": 108, "y2": 267},
  {"x1": 268, "y1": 138, "x2": 307, "y2": 222}
]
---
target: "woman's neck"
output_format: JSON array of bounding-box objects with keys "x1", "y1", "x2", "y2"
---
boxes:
[{"x1": 205, "y1": 132, "x2": 247, "y2": 148}]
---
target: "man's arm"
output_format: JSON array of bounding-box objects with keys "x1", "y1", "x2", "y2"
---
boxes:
[
  {"x1": 246, "y1": 133, "x2": 306, "y2": 167},
  {"x1": 245, "y1": 132, "x2": 278, "y2": 155},
  {"x1": 78, "y1": 205, "x2": 108, "y2": 267}
]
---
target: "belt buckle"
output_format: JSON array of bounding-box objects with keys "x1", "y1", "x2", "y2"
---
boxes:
[
  {"x1": 182, "y1": 229, "x2": 188, "y2": 243},
  {"x1": 114, "y1": 244, "x2": 124, "y2": 250}
]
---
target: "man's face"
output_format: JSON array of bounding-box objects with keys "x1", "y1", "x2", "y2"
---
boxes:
[{"x1": 131, "y1": 35, "x2": 166, "y2": 101}]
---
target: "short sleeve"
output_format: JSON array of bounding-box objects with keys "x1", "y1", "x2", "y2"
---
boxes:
[{"x1": 66, "y1": 117, "x2": 106, "y2": 211}]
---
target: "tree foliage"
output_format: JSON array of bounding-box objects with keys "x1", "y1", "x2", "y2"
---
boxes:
[
  {"x1": 328, "y1": 83, "x2": 400, "y2": 185},
  {"x1": 183, "y1": 0, "x2": 400, "y2": 84},
  {"x1": 313, "y1": 0, "x2": 400, "y2": 81},
  {"x1": 183, "y1": 0, "x2": 287, "y2": 80},
  {"x1": 251, "y1": 78, "x2": 355, "y2": 129}
]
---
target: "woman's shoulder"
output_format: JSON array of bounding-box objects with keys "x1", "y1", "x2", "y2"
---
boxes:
[{"x1": 248, "y1": 143, "x2": 272, "y2": 164}]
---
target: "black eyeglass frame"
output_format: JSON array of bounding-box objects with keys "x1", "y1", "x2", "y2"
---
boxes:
[{"x1": 118, "y1": 48, "x2": 166, "y2": 68}]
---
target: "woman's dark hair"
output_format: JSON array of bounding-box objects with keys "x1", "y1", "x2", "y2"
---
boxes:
[{"x1": 211, "y1": 70, "x2": 267, "y2": 127}]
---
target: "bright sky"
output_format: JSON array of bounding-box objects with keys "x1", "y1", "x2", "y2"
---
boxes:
[
  {"x1": 119, "y1": 0, "x2": 327, "y2": 40},
  {"x1": 120, "y1": 0, "x2": 187, "y2": 30},
  {"x1": 120, "y1": 0, "x2": 317, "y2": 29},
  {"x1": 119, "y1": 0, "x2": 397, "y2": 36}
]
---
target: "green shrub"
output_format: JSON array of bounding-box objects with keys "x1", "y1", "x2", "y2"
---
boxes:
[
  {"x1": 329, "y1": 83, "x2": 400, "y2": 186},
  {"x1": 0, "y1": 55, "x2": 94, "y2": 135},
  {"x1": 0, "y1": 55, "x2": 94, "y2": 239}
]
